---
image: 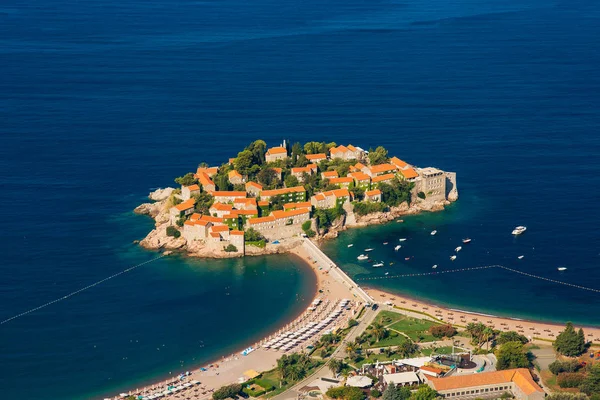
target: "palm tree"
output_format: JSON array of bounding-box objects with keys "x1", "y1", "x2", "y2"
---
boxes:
[
  {"x1": 483, "y1": 327, "x2": 494, "y2": 350},
  {"x1": 370, "y1": 323, "x2": 386, "y2": 342},
  {"x1": 328, "y1": 359, "x2": 342, "y2": 375}
]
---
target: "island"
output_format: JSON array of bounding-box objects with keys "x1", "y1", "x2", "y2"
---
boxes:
[{"x1": 135, "y1": 140, "x2": 458, "y2": 258}]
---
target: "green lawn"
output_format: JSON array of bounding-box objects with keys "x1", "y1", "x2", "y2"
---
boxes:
[
  {"x1": 353, "y1": 350, "x2": 402, "y2": 365},
  {"x1": 421, "y1": 346, "x2": 454, "y2": 356},
  {"x1": 389, "y1": 316, "x2": 439, "y2": 342},
  {"x1": 367, "y1": 330, "x2": 409, "y2": 348},
  {"x1": 374, "y1": 310, "x2": 405, "y2": 326},
  {"x1": 262, "y1": 361, "x2": 324, "y2": 398}
]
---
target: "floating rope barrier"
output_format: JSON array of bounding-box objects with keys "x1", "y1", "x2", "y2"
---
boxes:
[
  {"x1": 357, "y1": 264, "x2": 600, "y2": 294},
  {"x1": 1, "y1": 254, "x2": 166, "y2": 325}
]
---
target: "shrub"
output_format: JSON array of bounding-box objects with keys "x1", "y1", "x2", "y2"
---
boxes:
[
  {"x1": 557, "y1": 372, "x2": 585, "y2": 388},
  {"x1": 212, "y1": 383, "x2": 242, "y2": 400},
  {"x1": 370, "y1": 389, "x2": 381, "y2": 398},
  {"x1": 549, "y1": 360, "x2": 582, "y2": 375},
  {"x1": 302, "y1": 220, "x2": 312, "y2": 231},
  {"x1": 244, "y1": 227, "x2": 264, "y2": 242},
  {"x1": 176, "y1": 215, "x2": 186, "y2": 227},
  {"x1": 429, "y1": 324, "x2": 457, "y2": 338},
  {"x1": 352, "y1": 201, "x2": 388, "y2": 216},
  {"x1": 224, "y1": 244, "x2": 238, "y2": 252},
  {"x1": 166, "y1": 226, "x2": 181, "y2": 238},
  {"x1": 326, "y1": 386, "x2": 365, "y2": 400},
  {"x1": 348, "y1": 319, "x2": 359, "y2": 328},
  {"x1": 417, "y1": 191, "x2": 426, "y2": 199}
]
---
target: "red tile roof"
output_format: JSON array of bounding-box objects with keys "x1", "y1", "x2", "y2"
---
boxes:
[
  {"x1": 390, "y1": 156, "x2": 408, "y2": 169},
  {"x1": 427, "y1": 369, "x2": 543, "y2": 395},
  {"x1": 228, "y1": 170, "x2": 242, "y2": 179},
  {"x1": 266, "y1": 147, "x2": 287, "y2": 155},
  {"x1": 211, "y1": 225, "x2": 230, "y2": 233},
  {"x1": 186, "y1": 184, "x2": 200, "y2": 191},
  {"x1": 372, "y1": 173, "x2": 396, "y2": 183},
  {"x1": 283, "y1": 201, "x2": 312, "y2": 210},
  {"x1": 245, "y1": 181, "x2": 263, "y2": 190},
  {"x1": 322, "y1": 171, "x2": 339, "y2": 178},
  {"x1": 210, "y1": 191, "x2": 247, "y2": 197},
  {"x1": 349, "y1": 172, "x2": 370, "y2": 181},
  {"x1": 306, "y1": 153, "x2": 327, "y2": 161},
  {"x1": 400, "y1": 168, "x2": 418, "y2": 179},
  {"x1": 329, "y1": 177, "x2": 353, "y2": 184},
  {"x1": 271, "y1": 209, "x2": 311, "y2": 219},
  {"x1": 210, "y1": 203, "x2": 233, "y2": 211},
  {"x1": 365, "y1": 189, "x2": 381, "y2": 196},
  {"x1": 260, "y1": 186, "x2": 305, "y2": 197},
  {"x1": 174, "y1": 198, "x2": 195, "y2": 211},
  {"x1": 230, "y1": 230, "x2": 244, "y2": 236},
  {"x1": 369, "y1": 163, "x2": 397, "y2": 174},
  {"x1": 247, "y1": 216, "x2": 276, "y2": 225}
]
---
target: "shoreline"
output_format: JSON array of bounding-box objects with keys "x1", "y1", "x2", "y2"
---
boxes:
[
  {"x1": 100, "y1": 243, "x2": 357, "y2": 400},
  {"x1": 361, "y1": 286, "x2": 600, "y2": 344}
]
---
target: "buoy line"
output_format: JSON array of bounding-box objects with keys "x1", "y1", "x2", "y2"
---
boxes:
[{"x1": 1, "y1": 254, "x2": 166, "y2": 325}]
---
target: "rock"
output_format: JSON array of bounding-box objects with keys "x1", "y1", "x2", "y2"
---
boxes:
[
  {"x1": 134, "y1": 203, "x2": 155, "y2": 215},
  {"x1": 149, "y1": 187, "x2": 174, "y2": 201},
  {"x1": 163, "y1": 250, "x2": 173, "y2": 256},
  {"x1": 139, "y1": 223, "x2": 186, "y2": 250},
  {"x1": 133, "y1": 240, "x2": 140, "y2": 244}
]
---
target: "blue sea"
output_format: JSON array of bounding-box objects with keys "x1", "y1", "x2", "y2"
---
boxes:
[{"x1": 1, "y1": 0, "x2": 600, "y2": 398}]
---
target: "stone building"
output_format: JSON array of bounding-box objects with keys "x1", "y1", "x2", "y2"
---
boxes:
[
  {"x1": 246, "y1": 208, "x2": 310, "y2": 240},
  {"x1": 245, "y1": 181, "x2": 263, "y2": 197},
  {"x1": 365, "y1": 189, "x2": 382, "y2": 202},
  {"x1": 265, "y1": 146, "x2": 288, "y2": 163},
  {"x1": 305, "y1": 153, "x2": 327, "y2": 163},
  {"x1": 228, "y1": 170, "x2": 244, "y2": 185},
  {"x1": 328, "y1": 176, "x2": 353, "y2": 188},
  {"x1": 183, "y1": 219, "x2": 211, "y2": 241},
  {"x1": 348, "y1": 172, "x2": 371, "y2": 189},
  {"x1": 209, "y1": 202, "x2": 233, "y2": 218},
  {"x1": 367, "y1": 163, "x2": 397, "y2": 177},
  {"x1": 197, "y1": 172, "x2": 216, "y2": 192},
  {"x1": 259, "y1": 186, "x2": 306, "y2": 203},
  {"x1": 372, "y1": 173, "x2": 396, "y2": 186},
  {"x1": 330, "y1": 144, "x2": 363, "y2": 160},
  {"x1": 311, "y1": 189, "x2": 353, "y2": 209},
  {"x1": 169, "y1": 198, "x2": 196, "y2": 224},
  {"x1": 290, "y1": 164, "x2": 317, "y2": 182},
  {"x1": 181, "y1": 184, "x2": 200, "y2": 201},
  {"x1": 210, "y1": 191, "x2": 247, "y2": 204},
  {"x1": 321, "y1": 170, "x2": 339, "y2": 180},
  {"x1": 399, "y1": 167, "x2": 419, "y2": 182},
  {"x1": 416, "y1": 167, "x2": 446, "y2": 201}
]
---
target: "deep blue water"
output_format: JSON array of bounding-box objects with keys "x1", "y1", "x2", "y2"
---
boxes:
[{"x1": 1, "y1": 0, "x2": 600, "y2": 398}]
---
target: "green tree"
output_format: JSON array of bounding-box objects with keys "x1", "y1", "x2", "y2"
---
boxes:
[
  {"x1": 348, "y1": 319, "x2": 359, "y2": 328},
  {"x1": 234, "y1": 149, "x2": 254, "y2": 176},
  {"x1": 548, "y1": 360, "x2": 581, "y2": 375},
  {"x1": 192, "y1": 192, "x2": 214, "y2": 214},
  {"x1": 244, "y1": 228, "x2": 263, "y2": 242},
  {"x1": 497, "y1": 331, "x2": 528, "y2": 345},
  {"x1": 397, "y1": 341, "x2": 419, "y2": 358},
  {"x1": 370, "y1": 323, "x2": 386, "y2": 342},
  {"x1": 212, "y1": 383, "x2": 242, "y2": 400},
  {"x1": 382, "y1": 384, "x2": 411, "y2": 400},
  {"x1": 368, "y1": 146, "x2": 389, "y2": 166},
  {"x1": 284, "y1": 174, "x2": 299, "y2": 188},
  {"x1": 580, "y1": 364, "x2": 600, "y2": 396},
  {"x1": 495, "y1": 341, "x2": 531, "y2": 370},
  {"x1": 291, "y1": 142, "x2": 303, "y2": 164},
  {"x1": 175, "y1": 172, "x2": 197, "y2": 186},
  {"x1": 223, "y1": 244, "x2": 238, "y2": 252},
  {"x1": 547, "y1": 394, "x2": 590, "y2": 400},
  {"x1": 328, "y1": 358, "x2": 343, "y2": 375},
  {"x1": 246, "y1": 140, "x2": 267, "y2": 165},
  {"x1": 371, "y1": 389, "x2": 382, "y2": 398},
  {"x1": 257, "y1": 167, "x2": 278, "y2": 187},
  {"x1": 554, "y1": 322, "x2": 586, "y2": 357},
  {"x1": 166, "y1": 225, "x2": 180, "y2": 238},
  {"x1": 326, "y1": 386, "x2": 365, "y2": 400},
  {"x1": 409, "y1": 386, "x2": 438, "y2": 400}
]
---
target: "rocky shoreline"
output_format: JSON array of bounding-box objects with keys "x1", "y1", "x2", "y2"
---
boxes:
[{"x1": 134, "y1": 188, "x2": 456, "y2": 258}]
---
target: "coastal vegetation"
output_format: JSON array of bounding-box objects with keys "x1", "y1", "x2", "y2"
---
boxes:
[
  {"x1": 352, "y1": 201, "x2": 388, "y2": 216},
  {"x1": 429, "y1": 324, "x2": 457, "y2": 339},
  {"x1": 326, "y1": 386, "x2": 366, "y2": 400},
  {"x1": 554, "y1": 322, "x2": 587, "y2": 357},
  {"x1": 166, "y1": 225, "x2": 181, "y2": 238},
  {"x1": 212, "y1": 383, "x2": 243, "y2": 400},
  {"x1": 494, "y1": 341, "x2": 532, "y2": 370}
]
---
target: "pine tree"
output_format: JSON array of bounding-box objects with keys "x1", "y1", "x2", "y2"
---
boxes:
[{"x1": 554, "y1": 322, "x2": 586, "y2": 357}]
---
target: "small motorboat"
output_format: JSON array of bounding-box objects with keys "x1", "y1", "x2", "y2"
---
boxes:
[
  {"x1": 365, "y1": 248, "x2": 374, "y2": 252},
  {"x1": 373, "y1": 263, "x2": 384, "y2": 268},
  {"x1": 512, "y1": 226, "x2": 527, "y2": 235},
  {"x1": 385, "y1": 272, "x2": 389, "y2": 275},
  {"x1": 389, "y1": 262, "x2": 394, "y2": 265},
  {"x1": 518, "y1": 255, "x2": 524, "y2": 260},
  {"x1": 432, "y1": 265, "x2": 438, "y2": 269},
  {"x1": 383, "y1": 242, "x2": 388, "y2": 245},
  {"x1": 394, "y1": 245, "x2": 401, "y2": 251},
  {"x1": 450, "y1": 255, "x2": 457, "y2": 261},
  {"x1": 431, "y1": 230, "x2": 437, "y2": 236},
  {"x1": 357, "y1": 255, "x2": 369, "y2": 261},
  {"x1": 558, "y1": 267, "x2": 567, "y2": 271},
  {"x1": 404, "y1": 257, "x2": 410, "y2": 261},
  {"x1": 455, "y1": 246, "x2": 462, "y2": 252},
  {"x1": 399, "y1": 238, "x2": 407, "y2": 242},
  {"x1": 347, "y1": 244, "x2": 354, "y2": 248},
  {"x1": 462, "y1": 238, "x2": 472, "y2": 244}
]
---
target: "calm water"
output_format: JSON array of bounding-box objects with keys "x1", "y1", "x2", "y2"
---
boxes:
[{"x1": 1, "y1": 0, "x2": 600, "y2": 398}]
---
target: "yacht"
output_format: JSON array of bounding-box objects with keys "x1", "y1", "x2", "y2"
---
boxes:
[
  {"x1": 450, "y1": 255, "x2": 457, "y2": 261},
  {"x1": 347, "y1": 244, "x2": 354, "y2": 248},
  {"x1": 357, "y1": 254, "x2": 369, "y2": 261},
  {"x1": 558, "y1": 267, "x2": 567, "y2": 271},
  {"x1": 383, "y1": 242, "x2": 388, "y2": 245},
  {"x1": 399, "y1": 238, "x2": 407, "y2": 242},
  {"x1": 432, "y1": 265, "x2": 438, "y2": 269},
  {"x1": 394, "y1": 245, "x2": 401, "y2": 251},
  {"x1": 462, "y1": 238, "x2": 472, "y2": 244},
  {"x1": 455, "y1": 246, "x2": 462, "y2": 252},
  {"x1": 365, "y1": 248, "x2": 374, "y2": 252},
  {"x1": 385, "y1": 272, "x2": 389, "y2": 276},
  {"x1": 512, "y1": 226, "x2": 527, "y2": 235},
  {"x1": 373, "y1": 263, "x2": 384, "y2": 268},
  {"x1": 431, "y1": 230, "x2": 437, "y2": 236},
  {"x1": 518, "y1": 255, "x2": 524, "y2": 260}
]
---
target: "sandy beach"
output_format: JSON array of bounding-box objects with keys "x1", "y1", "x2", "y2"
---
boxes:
[{"x1": 363, "y1": 287, "x2": 600, "y2": 345}]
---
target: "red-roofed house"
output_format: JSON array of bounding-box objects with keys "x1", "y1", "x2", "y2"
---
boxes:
[
  {"x1": 330, "y1": 144, "x2": 363, "y2": 160},
  {"x1": 210, "y1": 191, "x2": 247, "y2": 204},
  {"x1": 390, "y1": 156, "x2": 409, "y2": 170},
  {"x1": 305, "y1": 153, "x2": 327, "y2": 163},
  {"x1": 260, "y1": 186, "x2": 306, "y2": 203},
  {"x1": 348, "y1": 172, "x2": 371, "y2": 189},
  {"x1": 365, "y1": 189, "x2": 382, "y2": 202},
  {"x1": 209, "y1": 202, "x2": 233, "y2": 218},
  {"x1": 183, "y1": 219, "x2": 212, "y2": 241},
  {"x1": 228, "y1": 170, "x2": 244, "y2": 185},
  {"x1": 367, "y1": 163, "x2": 397, "y2": 177},
  {"x1": 310, "y1": 189, "x2": 353, "y2": 209},
  {"x1": 328, "y1": 176, "x2": 353, "y2": 188},
  {"x1": 372, "y1": 173, "x2": 396, "y2": 185},
  {"x1": 197, "y1": 172, "x2": 216, "y2": 192},
  {"x1": 169, "y1": 198, "x2": 196, "y2": 224},
  {"x1": 291, "y1": 164, "x2": 317, "y2": 182},
  {"x1": 399, "y1": 167, "x2": 419, "y2": 181},
  {"x1": 195, "y1": 166, "x2": 218, "y2": 178},
  {"x1": 265, "y1": 147, "x2": 288, "y2": 163},
  {"x1": 321, "y1": 170, "x2": 339, "y2": 180},
  {"x1": 245, "y1": 181, "x2": 263, "y2": 197},
  {"x1": 181, "y1": 184, "x2": 200, "y2": 200}
]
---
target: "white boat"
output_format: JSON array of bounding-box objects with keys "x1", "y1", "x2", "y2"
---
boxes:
[
  {"x1": 373, "y1": 263, "x2": 384, "y2": 268},
  {"x1": 518, "y1": 255, "x2": 524, "y2": 260},
  {"x1": 450, "y1": 255, "x2": 457, "y2": 261},
  {"x1": 357, "y1": 255, "x2": 369, "y2": 261},
  {"x1": 394, "y1": 245, "x2": 401, "y2": 251},
  {"x1": 558, "y1": 267, "x2": 567, "y2": 271},
  {"x1": 455, "y1": 246, "x2": 462, "y2": 252},
  {"x1": 512, "y1": 226, "x2": 527, "y2": 235},
  {"x1": 365, "y1": 248, "x2": 374, "y2": 252},
  {"x1": 432, "y1": 265, "x2": 438, "y2": 269},
  {"x1": 385, "y1": 272, "x2": 389, "y2": 275},
  {"x1": 383, "y1": 242, "x2": 388, "y2": 245},
  {"x1": 399, "y1": 238, "x2": 407, "y2": 242},
  {"x1": 462, "y1": 238, "x2": 472, "y2": 244},
  {"x1": 431, "y1": 230, "x2": 437, "y2": 236},
  {"x1": 347, "y1": 244, "x2": 354, "y2": 248}
]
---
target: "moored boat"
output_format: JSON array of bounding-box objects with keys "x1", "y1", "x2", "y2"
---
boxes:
[
  {"x1": 399, "y1": 238, "x2": 407, "y2": 242},
  {"x1": 432, "y1": 265, "x2": 438, "y2": 269},
  {"x1": 518, "y1": 255, "x2": 524, "y2": 260},
  {"x1": 455, "y1": 246, "x2": 462, "y2": 252},
  {"x1": 394, "y1": 245, "x2": 401, "y2": 251},
  {"x1": 431, "y1": 230, "x2": 437, "y2": 236},
  {"x1": 558, "y1": 267, "x2": 567, "y2": 271},
  {"x1": 357, "y1": 255, "x2": 369, "y2": 261},
  {"x1": 512, "y1": 226, "x2": 527, "y2": 235},
  {"x1": 347, "y1": 244, "x2": 354, "y2": 247},
  {"x1": 450, "y1": 255, "x2": 457, "y2": 261},
  {"x1": 365, "y1": 248, "x2": 374, "y2": 252},
  {"x1": 462, "y1": 238, "x2": 472, "y2": 244},
  {"x1": 373, "y1": 263, "x2": 384, "y2": 268}
]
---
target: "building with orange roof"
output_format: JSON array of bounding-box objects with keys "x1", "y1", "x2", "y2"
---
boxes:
[
  {"x1": 199, "y1": 215, "x2": 225, "y2": 225},
  {"x1": 228, "y1": 158, "x2": 236, "y2": 165},
  {"x1": 372, "y1": 173, "x2": 396, "y2": 185},
  {"x1": 291, "y1": 164, "x2": 317, "y2": 182},
  {"x1": 399, "y1": 167, "x2": 419, "y2": 181},
  {"x1": 265, "y1": 146, "x2": 288, "y2": 163},
  {"x1": 271, "y1": 167, "x2": 283, "y2": 181},
  {"x1": 210, "y1": 191, "x2": 247, "y2": 204},
  {"x1": 247, "y1": 208, "x2": 310, "y2": 240},
  {"x1": 209, "y1": 202, "x2": 233, "y2": 218},
  {"x1": 197, "y1": 172, "x2": 216, "y2": 192},
  {"x1": 348, "y1": 171, "x2": 371, "y2": 189},
  {"x1": 310, "y1": 189, "x2": 352, "y2": 209},
  {"x1": 223, "y1": 209, "x2": 258, "y2": 229},
  {"x1": 365, "y1": 189, "x2": 382, "y2": 202},
  {"x1": 367, "y1": 163, "x2": 397, "y2": 177},
  {"x1": 260, "y1": 186, "x2": 306, "y2": 203},
  {"x1": 321, "y1": 170, "x2": 339, "y2": 180},
  {"x1": 228, "y1": 170, "x2": 244, "y2": 185},
  {"x1": 245, "y1": 181, "x2": 263, "y2": 197},
  {"x1": 390, "y1": 156, "x2": 409, "y2": 170},
  {"x1": 418, "y1": 366, "x2": 444, "y2": 378},
  {"x1": 183, "y1": 219, "x2": 212, "y2": 241},
  {"x1": 426, "y1": 368, "x2": 544, "y2": 400},
  {"x1": 328, "y1": 176, "x2": 353, "y2": 188},
  {"x1": 233, "y1": 197, "x2": 257, "y2": 210},
  {"x1": 283, "y1": 201, "x2": 312, "y2": 211},
  {"x1": 169, "y1": 198, "x2": 196, "y2": 224},
  {"x1": 330, "y1": 144, "x2": 363, "y2": 161},
  {"x1": 305, "y1": 153, "x2": 327, "y2": 163},
  {"x1": 195, "y1": 166, "x2": 218, "y2": 178},
  {"x1": 181, "y1": 184, "x2": 200, "y2": 200}
]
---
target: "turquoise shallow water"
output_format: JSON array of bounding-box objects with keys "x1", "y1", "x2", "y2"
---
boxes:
[{"x1": 1, "y1": 0, "x2": 600, "y2": 398}]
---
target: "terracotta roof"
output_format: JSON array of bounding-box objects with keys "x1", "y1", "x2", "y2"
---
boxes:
[
  {"x1": 365, "y1": 189, "x2": 381, "y2": 196},
  {"x1": 192, "y1": 219, "x2": 210, "y2": 226},
  {"x1": 372, "y1": 173, "x2": 396, "y2": 183},
  {"x1": 260, "y1": 186, "x2": 305, "y2": 197},
  {"x1": 196, "y1": 166, "x2": 218, "y2": 177},
  {"x1": 329, "y1": 177, "x2": 353, "y2": 184},
  {"x1": 400, "y1": 168, "x2": 419, "y2": 179},
  {"x1": 258, "y1": 200, "x2": 270, "y2": 206},
  {"x1": 266, "y1": 147, "x2": 287, "y2": 156},
  {"x1": 245, "y1": 181, "x2": 263, "y2": 190},
  {"x1": 271, "y1": 209, "x2": 310, "y2": 219},
  {"x1": 330, "y1": 145, "x2": 349, "y2": 154},
  {"x1": 283, "y1": 201, "x2": 312, "y2": 210},
  {"x1": 210, "y1": 203, "x2": 233, "y2": 211},
  {"x1": 230, "y1": 209, "x2": 258, "y2": 216},
  {"x1": 199, "y1": 215, "x2": 224, "y2": 224},
  {"x1": 291, "y1": 164, "x2": 317, "y2": 174},
  {"x1": 186, "y1": 184, "x2": 200, "y2": 191},
  {"x1": 230, "y1": 230, "x2": 244, "y2": 236},
  {"x1": 322, "y1": 171, "x2": 339, "y2": 178},
  {"x1": 234, "y1": 197, "x2": 257, "y2": 204},
  {"x1": 209, "y1": 232, "x2": 221, "y2": 238},
  {"x1": 228, "y1": 158, "x2": 236, "y2": 164},
  {"x1": 369, "y1": 163, "x2": 397, "y2": 174},
  {"x1": 211, "y1": 225, "x2": 230, "y2": 233},
  {"x1": 184, "y1": 220, "x2": 195, "y2": 226},
  {"x1": 306, "y1": 153, "x2": 327, "y2": 161},
  {"x1": 197, "y1": 172, "x2": 215, "y2": 187},
  {"x1": 347, "y1": 144, "x2": 358, "y2": 152},
  {"x1": 247, "y1": 216, "x2": 276, "y2": 225},
  {"x1": 174, "y1": 198, "x2": 196, "y2": 211},
  {"x1": 313, "y1": 193, "x2": 326, "y2": 201},
  {"x1": 349, "y1": 172, "x2": 370, "y2": 181},
  {"x1": 390, "y1": 156, "x2": 408, "y2": 169},
  {"x1": 272, "y1": 167, "x2": 282, "y2": 174},
  {"x1": 355, "y1": 162, "x2": 366, "y2": 170},
  {"x1": 427, "y1": 369, "x2": 543, "y2": 395},
  {"x1": 210, "y1": 191, "x2": 247, "y2": 197},
  {"x1": 189, "y1": 213, "x2": 202, "y2": 221},
  {"x1": 228, "y1": 170, "x2": 242, "y2": 179},
  {"x1": 419, "y1": 366, "x2": 443, "y2": 374},
  {"x1": 323, "y1": 189, "x2": 351, "y2": 198}
]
